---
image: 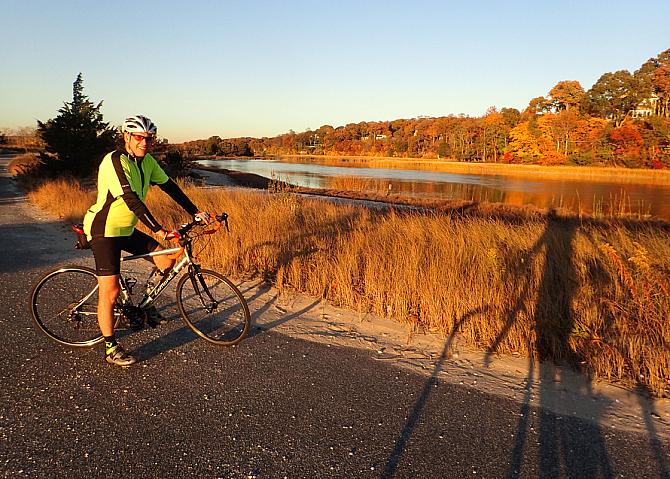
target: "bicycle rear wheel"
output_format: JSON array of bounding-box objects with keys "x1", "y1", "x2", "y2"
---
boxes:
[
  {"x1": 176, "y1": 268, "x2": 251, "y2": 346},
  {"x1": 30, "y1": 266, "x2": 104, "y2": 348}
]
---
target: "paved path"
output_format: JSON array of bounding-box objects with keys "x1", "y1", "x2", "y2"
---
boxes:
[{"x1": 1, "y1": 155, "x2": 669, "y2": 478}]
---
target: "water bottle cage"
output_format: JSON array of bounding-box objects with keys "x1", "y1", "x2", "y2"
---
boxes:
[{"x1": 146, "y1": 268, "x2": 170, "y2": 294}]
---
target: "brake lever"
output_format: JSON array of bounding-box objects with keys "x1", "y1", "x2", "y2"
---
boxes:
[{"x1": 216, "y1": 213, "x2": 230, "y2": 232}]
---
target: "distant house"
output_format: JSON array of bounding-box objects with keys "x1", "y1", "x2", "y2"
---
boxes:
[
  {"x1": 631, "y1": 93, "x2": 659, "y2": 118},
  {"x1": 361, "y1": 133, "x2": 387, "y2": 141}
]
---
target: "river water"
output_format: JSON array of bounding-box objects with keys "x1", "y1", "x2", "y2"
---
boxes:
[{"x1": 198, "y1": 158, "x2": 670, "y2": 221}]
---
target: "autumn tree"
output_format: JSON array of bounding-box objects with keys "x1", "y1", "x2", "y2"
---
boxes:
[
  {"x1": 635, "y1": 59, "x2": 659, "y2": 102},
  {"x1": 481, "y1": 108, "x2": 510, "y2": 162},
  {"x1": 37, "y1": 73, "x2": 118, "y2": 177},
  {"x1": 609, "y1": 123, "x2": 644, "y2": 166},
  {"x1": 540, "y1": 110, "x2": 582, "y2": 158},
  {"x1": 500, "y1": 107, "x2": 521, "y2": 128},
  {"x1": 637, "y1": 116, "x2": 670, "y2": 167},
  {"x1": 525, "y1": 96, "x2": 551, "y2": 116},
  {"x1": 548, "y1": 80, "x2": 585, "y2": 112},
  {"x1": 205, "y1": 136, "x2": 222, "y2": 155},
  {"x1": 652, "y1": 61, "x2": 670, "y2": 117},
  {"x1": 585, "y1": 70, "x2": 642, "y2": 126},
  {"x1": 508, "y1": 120, "x2": 543, "y2": 163},
  {"x1": 635, "y1": 48, "x2": 670, "y2": 117},
  {"x1": 571, "y1": 117, "x2": 610, "y2": 165}
]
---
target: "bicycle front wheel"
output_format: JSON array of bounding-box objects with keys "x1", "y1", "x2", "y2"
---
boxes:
[
  {"x1": 30, "y1": 266, "x2": 104, "y2": 348},
  {"x1": 176, "y1": 269, "x2": 251, "y2": 346}
]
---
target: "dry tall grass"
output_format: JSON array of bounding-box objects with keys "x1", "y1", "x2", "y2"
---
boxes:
[
  {"x1": 8, "y1": 153, "x2": 41, "y2": 176},
  {"x1": 27, "y1": 178, "x2": 95, "y2": 223},
  {"x1": 28, "y1": 179, "x2": 670, "y2": 396}
]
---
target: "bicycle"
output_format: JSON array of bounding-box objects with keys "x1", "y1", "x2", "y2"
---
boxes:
[{"x1": 29, "y1": 213, "x2": 251, "y2": 348}]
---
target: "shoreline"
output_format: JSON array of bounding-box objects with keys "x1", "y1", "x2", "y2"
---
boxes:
[
  {"x1": 203, "y1": 154, "x2": 670, "y2": 185},
  {"x1": 192, "y1": 165, "x2": 670, "y2": 224}
]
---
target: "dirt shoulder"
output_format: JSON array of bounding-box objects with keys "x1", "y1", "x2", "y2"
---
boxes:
[{"x1": 265, "y1": 290, "x2": 670, "y2": 440}]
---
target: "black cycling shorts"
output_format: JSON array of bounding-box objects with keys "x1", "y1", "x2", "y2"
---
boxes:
[{"x1": 90, "y1": 230, "x2": 160, "y2": 276}]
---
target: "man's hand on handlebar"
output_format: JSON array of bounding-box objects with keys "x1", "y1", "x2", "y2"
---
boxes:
[
  {"x1": 195, "y1": 211, "x2": 213, "y2": 224},
  {"x1": 162, "y1": 212, "x2": 228, "y2": 240},
  {"x1": 161, "y1": 229, "x2": 182, "y2": 241}
]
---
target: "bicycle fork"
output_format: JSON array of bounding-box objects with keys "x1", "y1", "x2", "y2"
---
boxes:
[{"x1": 188, "y1": 265, "x2": 219, "y2": 313}]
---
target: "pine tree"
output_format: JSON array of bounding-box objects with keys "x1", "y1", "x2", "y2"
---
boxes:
[{"x1": 37, "y1": 73, "x2": 118, "y2": 177}]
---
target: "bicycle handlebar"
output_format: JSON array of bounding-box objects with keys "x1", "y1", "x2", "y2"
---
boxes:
[{"x1": 177, "y1": 212, "x2": 229, "y2": 237}]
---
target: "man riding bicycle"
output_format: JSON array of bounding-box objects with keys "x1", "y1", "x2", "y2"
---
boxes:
[{"x1": 83, "y1": 115, "x2": 211, "y2": 367}]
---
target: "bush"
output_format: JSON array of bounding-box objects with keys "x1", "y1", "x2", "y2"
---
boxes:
[
  {"x1": 568, "y1": 152, "x2": 595, "y2": 166},
  {"x1": 160, "y1": 149, "x2": 194, "y2": 178}
]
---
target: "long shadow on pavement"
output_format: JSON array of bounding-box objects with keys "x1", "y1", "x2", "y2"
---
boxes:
[{"x1": 380, "y1": 306, "x2": 490, "y2": 479}]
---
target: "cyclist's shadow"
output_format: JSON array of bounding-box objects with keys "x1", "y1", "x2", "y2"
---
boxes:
[
  {"x1": 128, "y1": 271, "x2": 321, "y2": 362},
  {"x1": 114, "y1": 286, "x2": 196, "y2": 361},
  {"x1": 485, "y1": 210, "x2": 616, "y2": 478}
]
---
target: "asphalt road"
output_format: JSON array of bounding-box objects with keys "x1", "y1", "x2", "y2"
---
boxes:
[{"x1": 1, "y1": 155, "x2": 669, "y2": 478}]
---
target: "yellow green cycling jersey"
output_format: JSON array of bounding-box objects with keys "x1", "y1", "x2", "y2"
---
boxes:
[{"x1": 83, "y1": 150, "x2": 197, "y2": 239}]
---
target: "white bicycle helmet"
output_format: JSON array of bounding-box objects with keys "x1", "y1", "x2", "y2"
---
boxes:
[{"x1": 122, "y1": 115, "x2": 157, "y2": 135}]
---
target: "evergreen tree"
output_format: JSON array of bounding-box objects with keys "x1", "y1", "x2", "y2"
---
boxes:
[{"x1": 37, "y1": 73, "x2": 118, "y2": 177}]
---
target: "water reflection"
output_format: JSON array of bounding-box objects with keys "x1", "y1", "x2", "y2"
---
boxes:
[{"x1": 198, "y1": 158, "x2": 670, "y2": 220}]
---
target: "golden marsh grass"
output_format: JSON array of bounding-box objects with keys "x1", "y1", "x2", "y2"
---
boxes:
[
  {"x1": 28, "y1": 179, "x2": 670, "y2": 396},
  {"x1": 27, "y1": 178, "x2": 95, "y2": 223}
]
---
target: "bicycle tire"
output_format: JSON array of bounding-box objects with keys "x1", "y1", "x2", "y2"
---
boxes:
[
  {"x1": 176, "y1": 268, "x2": 251, "y2": 346},
  {"x1": 30, "y1": 266, "x2": 104, "y2": 348}
]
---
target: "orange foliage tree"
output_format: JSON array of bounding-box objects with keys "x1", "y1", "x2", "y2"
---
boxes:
[
  {"x1": 507, "y1": 120, "x2": 543, "y2": 163},
  {"x1": 548, "y1": 80, "x2": 586, "y2": 112},
  {"x1": 609, "y1": 123, "x2": 644, "y2": 166}
]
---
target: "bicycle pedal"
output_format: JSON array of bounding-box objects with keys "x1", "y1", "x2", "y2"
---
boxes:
[
  {"x1": 128, "y1": 320, "x2": 145, "y2": 331},
  {"x1": 119, "y1": 306, "x2": 147, "y2": 330},
  {"x1": 116, "y1": 315, "x2": 144, "y2": 330},
  {"x1": 146, "y1": 314, "x2": 168, "y2": 328}
]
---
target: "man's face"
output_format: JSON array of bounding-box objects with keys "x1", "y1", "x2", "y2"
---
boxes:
[{"x1": 125, "y1": 132, "x2": 154, "y2": 157}]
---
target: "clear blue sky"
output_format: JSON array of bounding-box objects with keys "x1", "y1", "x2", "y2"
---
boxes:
[{"x1": 2, "y1": 0, "x2": 669, "y2": 143}]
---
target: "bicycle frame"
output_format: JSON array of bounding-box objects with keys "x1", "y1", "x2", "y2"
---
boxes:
[
  {"x1": 90, "y1": 214, "x2": 227, "y2": 317},
  {"x1": 117, "y1": 244, "x2": 192, "y2": 310},
  {"x1": 117, "y1": 210, "x2": 227, "y2": 312}
]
